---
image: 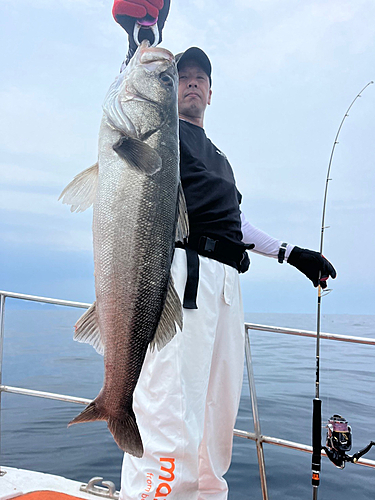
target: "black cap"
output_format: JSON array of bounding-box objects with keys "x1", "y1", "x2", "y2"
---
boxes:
[{"x1": 175, "y1": 47, "x2": 212, "y2": 86}]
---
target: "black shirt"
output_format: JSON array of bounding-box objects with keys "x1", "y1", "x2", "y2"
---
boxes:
[{"x1": 179, "y1": 119, "x2": 243, "y2": 246}]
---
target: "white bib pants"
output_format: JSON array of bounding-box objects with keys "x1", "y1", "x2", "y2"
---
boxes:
[{"x1": 119, "y1": 248, "x2": 245, "y2": 500}]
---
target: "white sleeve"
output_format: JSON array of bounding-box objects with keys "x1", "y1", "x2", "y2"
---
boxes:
[{"x1": 241, "y1": 213, "x2": 294, "y2": 261}]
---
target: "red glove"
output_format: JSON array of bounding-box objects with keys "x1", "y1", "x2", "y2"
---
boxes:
[
  {"x1": 113, "y1": 0, "x2": 170, "y2": 64},
  {"x1": 113, "y1": 0, "x2": 164, "y2": 22}
]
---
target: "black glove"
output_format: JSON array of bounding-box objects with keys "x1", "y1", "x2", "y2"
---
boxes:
[
  {"x1": 113, "y1": 0, "x2": 171, "y2": 65},
  {"x1": 287, "y1": 246, "x2": 337, "y2": 289}
]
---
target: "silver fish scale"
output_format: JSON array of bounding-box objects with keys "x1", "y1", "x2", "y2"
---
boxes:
[
  {"x1": 67, "y1": 45, "x2": 181, "y2": 455},
  {"x1": 94, "y1": 120, "x2": 179, "y2": 415}
]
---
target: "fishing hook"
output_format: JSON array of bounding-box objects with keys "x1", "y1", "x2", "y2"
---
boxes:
[{"x1": 133, "y1": 20, "x2": 160, "y2": 47}]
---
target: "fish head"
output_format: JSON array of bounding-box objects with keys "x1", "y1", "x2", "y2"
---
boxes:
[{"x1": 103, "y1": 41, "x2": 178, "y2": 139}]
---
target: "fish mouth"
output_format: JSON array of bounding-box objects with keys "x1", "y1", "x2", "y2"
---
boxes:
[
  {"x1": 139, "y1": 41, "x2": 174, "y2": 65},
  {"x1": 138, "y1": 40, "x2": 175, "y2": 74}
]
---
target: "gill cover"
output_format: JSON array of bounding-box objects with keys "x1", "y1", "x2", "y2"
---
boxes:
[{"x1": 103, "y1": 40, "x2": 176, "y2": 137}]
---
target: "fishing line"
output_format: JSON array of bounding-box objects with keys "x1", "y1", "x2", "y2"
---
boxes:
[{"x1": 311, "y1": 81, "x2": 374, "y2": 500}]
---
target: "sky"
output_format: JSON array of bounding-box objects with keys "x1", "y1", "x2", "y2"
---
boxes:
[{"x1": 1, "y1": 0, "x2": 374, "y2": 314}]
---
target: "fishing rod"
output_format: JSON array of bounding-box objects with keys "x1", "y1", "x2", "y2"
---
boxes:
[{"x1": 311, "y1": 80, "x2": 374, "y2": 500}]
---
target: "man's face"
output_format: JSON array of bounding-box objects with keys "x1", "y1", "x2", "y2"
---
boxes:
[{"x1": 178, "y1": 60, "x2": 212, "y2": 125}]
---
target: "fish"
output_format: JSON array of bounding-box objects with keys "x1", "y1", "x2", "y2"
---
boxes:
[{"x1": 59, "y1": 40, "x2": 189, "y2": 458}]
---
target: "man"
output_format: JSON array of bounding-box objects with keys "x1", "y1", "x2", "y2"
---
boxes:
[{"x1": 112, "y1": 1, "x2": 336, "y2": 498}]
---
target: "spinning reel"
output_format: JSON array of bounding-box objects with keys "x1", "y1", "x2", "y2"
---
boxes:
[{"x1": 322, "y1": 414, "x2": 375, "y2": 469}]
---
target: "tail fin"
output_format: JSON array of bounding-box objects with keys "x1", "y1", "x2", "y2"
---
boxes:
[
  {"x1": 108, "y1": 411, "x2": 143, "y2": 458},
  {"x1": 68, "y1": 400, "x2": 143, "y2": 458}
]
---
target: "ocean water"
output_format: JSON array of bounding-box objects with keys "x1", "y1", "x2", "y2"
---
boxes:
[{"x1": 1, "y1": 307, "x2": 375, "y2": 499}]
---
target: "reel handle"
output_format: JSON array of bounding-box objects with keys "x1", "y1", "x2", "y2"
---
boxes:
[{"x1": 351, "y1": 441, "x2": 375, "y2": 463}]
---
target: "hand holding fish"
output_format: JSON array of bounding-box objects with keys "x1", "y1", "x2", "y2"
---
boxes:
[{"x1": 112, "y1": 0, "x2": 164, "y2": 21}]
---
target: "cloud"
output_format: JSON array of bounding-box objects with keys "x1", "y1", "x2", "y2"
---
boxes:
[
  {"x1": 202, "y1": 0, "x2": 375, "y2": 81},
  {"x1": 0, "y1": 86, "x2": 100, "y2": 161},
  {"x1": 1, "y1": 0, "x2": 106, "y2": 11},
  {"x1": 0, "y1": 189, "x2": 67, "y2": 216},
  {"x1": 1, "y1": 0, "x2": 374, "y2": 312},
  {"x1": 0, "y1": 164, "x2": 67, "y2": 189},
  {"x1": 0, "y1": 186, "x2": 93, "y2": 253},
  {"x1": 2, "y1": 224, "x2": 92, "y2": 253}
]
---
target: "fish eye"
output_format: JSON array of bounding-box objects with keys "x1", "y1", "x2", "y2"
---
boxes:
[{"x1": 160, "y1": 72, "x2": 174, "y2": 87}]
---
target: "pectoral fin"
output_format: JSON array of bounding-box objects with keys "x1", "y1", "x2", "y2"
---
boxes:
[
  {"x1": 113, "y1": 136, "x2": 162, "y2": 175},
  {"x1": 150, "y1": 277, "x2": 183, "y2": 352},
  {"x1": 74, "y1": 302, "x2": 105, "y2": 355},
  {"x1": 59, "y1": 163, "x2": 98, "y2": 213}
]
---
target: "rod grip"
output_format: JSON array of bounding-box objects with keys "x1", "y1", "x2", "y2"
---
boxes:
[{"x1": 312, "y1": 398, "x2": 322, "y2": 486}]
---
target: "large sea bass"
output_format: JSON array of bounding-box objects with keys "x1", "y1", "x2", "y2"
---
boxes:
[{"x1": 59, "y1": 41, "x2": 188, "y2": 458}]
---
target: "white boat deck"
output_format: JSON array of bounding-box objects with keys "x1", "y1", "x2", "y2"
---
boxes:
[
  {"x1": 0, "y1": 467, "x2": 118, "y2": 500},
  {"x1": 1, "y1": 467, "x2": 87, "y2": 500}
]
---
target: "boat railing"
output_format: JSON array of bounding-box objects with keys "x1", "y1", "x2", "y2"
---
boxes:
[{"x1": 1, "y1": 290, "x2": 375, "y2": 500}]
